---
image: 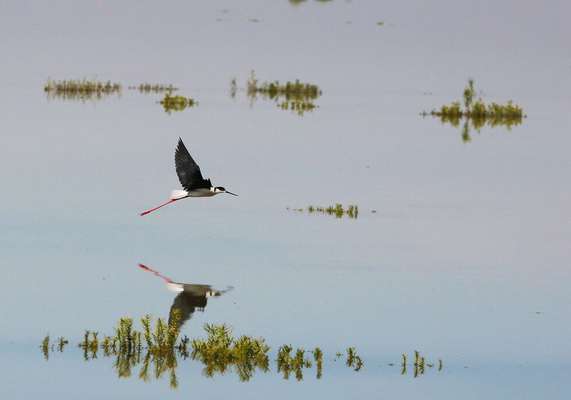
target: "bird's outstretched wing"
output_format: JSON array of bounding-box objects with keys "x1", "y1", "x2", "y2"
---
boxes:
[{"x1": 174, "y1": 138, "x2": 211, "y2": 191}]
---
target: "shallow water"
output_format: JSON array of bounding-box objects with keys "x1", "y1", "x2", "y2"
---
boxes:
[{"x1": 1, "y1": 1, "x2": 570, "y2": 398}]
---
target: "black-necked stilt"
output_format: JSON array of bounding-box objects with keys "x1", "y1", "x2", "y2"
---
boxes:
[
  {"x1": 138, "y1": 263, "x2": 232, "y2": 330},
  {"x1": 140, "y1": 138, "x2": 237, "y2": 216}
]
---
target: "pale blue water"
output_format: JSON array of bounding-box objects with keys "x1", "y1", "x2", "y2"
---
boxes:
[{"x1": 1, "y1": 1, "x2": 570, "y2": 398}]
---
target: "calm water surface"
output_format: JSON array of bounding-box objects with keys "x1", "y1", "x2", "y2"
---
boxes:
[{"x1": 1, "y1": 1, "x2": 570, "y2": 398}]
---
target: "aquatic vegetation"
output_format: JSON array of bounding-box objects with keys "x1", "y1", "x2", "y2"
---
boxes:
[
  {"x1": 41, "y1": 316, "x2": 445, "y2": 388},
  {"x1": 422, "y1": 80, "x2": 526, "y2": 142},
  {"x1": 345, "y1": 347, "x2": 363, "y2": 371},
  {"x1": 160, "y1": 92, "x2": 198, "y2": 114},
  {"x1": 41, "y1": 335, "x2": 50, "y2": 360},
  {"x1": 288, "y1": 204, "x2": 359, "y2": 219},
  {"x1": 190, "y1": 324, "x2": 270, "y2": 381},
  {"x1": 395, "y1": 351, "x2": 443, "y2": 378},
  {"x1": 313, "y1": 347, "x2": 323, "y2": 379},
  {"x1": 129, "y1": 83, "x2": 178, "y2": 93},
  {"x1": 57, "y1": 337, "x2": 69, "y2": 352},
  {"x1": 276, "y1": 345, "x2": 314, "y2": 380},
  {"x1": 44, "y1": 79, "x2": 121, "y2": 101},
  {"x1": 247, "y1": 71, "x2": 321, "y2": 101},
  {"x1": 246, "y1": 70, "x2": 321, "y2": 115}
]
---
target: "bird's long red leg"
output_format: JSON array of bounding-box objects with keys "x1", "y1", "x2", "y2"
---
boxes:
[
  {"x1": 138, "y1": 263, "x2": 174, "y2": 283},
  {"x1": 140, "y1": 199, "x2": 178, "y2": 216}
]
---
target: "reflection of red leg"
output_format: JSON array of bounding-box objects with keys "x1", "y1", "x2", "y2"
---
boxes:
[
  {"x1": 138, "y1": 263, "x2": 173, "y2": 283},
  {"x1": 140, "y1": 199, "x2": 177, "y2": 216}
]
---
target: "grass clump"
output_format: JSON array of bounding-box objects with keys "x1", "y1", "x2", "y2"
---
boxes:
[
  {"x1": 246, "y1": 70, "x2": 321, "y2": 115},
  {"x1": 191, "y1": 324, "x2": 270, "y2": 381},
  {"x1": 160, "y1": 92, "x2": 198, "y2": 114},
  {"x1": 130, "y1": 83, "x2": 178, "y2": 93},
  {"x1": 422, "y1": 79, "x2": 526, "y2": 142},
  {"x1": 289, "y1": 204, "x2": 359, "y2": 219},
  {"x1": 44, "y1": 79, "x2": 121, "y2": 101}
]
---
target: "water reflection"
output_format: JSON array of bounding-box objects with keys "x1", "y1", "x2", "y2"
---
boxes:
[{"x1": 138, "y1": 263, "x2": 232, "y2": 330}]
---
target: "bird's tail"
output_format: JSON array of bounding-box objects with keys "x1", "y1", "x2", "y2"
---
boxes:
[
  {"x1": 170, "y1": 190, "x2": 188, "y2": 200},
  {"x1": 140, "y1": 198, "x2": 177, "y2": 216}
]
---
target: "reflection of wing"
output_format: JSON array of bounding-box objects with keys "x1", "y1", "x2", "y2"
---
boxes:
[
  {"x1": 168, "y1": 284, "x2": 233, "y2": 330},
  {"x1": 168, "y1": 291, "x2": 208, "y2": 330}
]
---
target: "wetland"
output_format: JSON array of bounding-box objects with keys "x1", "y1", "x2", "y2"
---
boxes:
[{"x1": 1, "y1": 1, "x2": 570, "y2": 400}]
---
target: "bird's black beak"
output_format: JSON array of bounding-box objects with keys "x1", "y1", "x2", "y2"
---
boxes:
[{"x1": 225, "y1": 190, "x2": 238, "y2": 196}]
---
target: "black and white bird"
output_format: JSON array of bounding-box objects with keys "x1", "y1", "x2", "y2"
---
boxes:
[
  {"x1": 138, "y1": 263, "x2": 232, "y2": 330},
  {"x1": 140, "y1": 138, "x2": 237, "y2": 216}
]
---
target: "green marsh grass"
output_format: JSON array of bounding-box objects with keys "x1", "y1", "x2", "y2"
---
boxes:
[
  {"x1": 160, "y1": 92, "x2": 198, "y2": 114},
  {"x1": 423, "y1": 79, "x2": 525, "y2": 142},
  {"x1": 44, "y1": 79, "x2": 121, "y2": 101}
]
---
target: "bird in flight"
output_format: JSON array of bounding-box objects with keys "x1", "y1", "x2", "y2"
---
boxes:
[
  {"x1": 140, "y1": 138, "x2": 237, "y2": 216},
  {"x1": 138, "y1": 263, "x2": 232, "y2": 330}
]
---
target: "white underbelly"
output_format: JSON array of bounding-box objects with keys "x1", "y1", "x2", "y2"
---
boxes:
[{"x1": 188, "y1": 188, "x2": 215, "y2": 197}]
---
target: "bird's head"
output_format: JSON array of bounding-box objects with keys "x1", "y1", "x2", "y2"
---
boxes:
[{"x1": 214, "y1": 186, "x2": 238, "y2": 196}]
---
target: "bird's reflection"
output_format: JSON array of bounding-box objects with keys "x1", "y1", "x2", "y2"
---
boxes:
[{"x1": 138, "y1": 263, "x2": 232, "y2": 330}]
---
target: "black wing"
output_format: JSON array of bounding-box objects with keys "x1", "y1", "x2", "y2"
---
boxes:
[{"x1": 174, "y1": 138, "x2": 211, "y2": 191}]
